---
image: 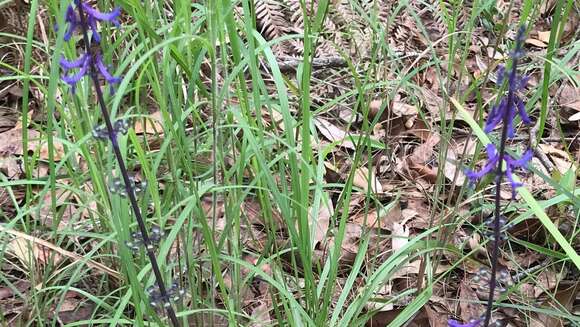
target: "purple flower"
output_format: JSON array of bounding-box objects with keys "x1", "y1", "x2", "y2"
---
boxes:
[
  {"x1": 448, "y1": 319, "x2": 481, "y2": 327},
  {"x1": 485, "y1": 26, "x2": 531, "y2": 137},
  {"x1": 61, "y1": 53, "x2": 89, "y2": 93},
  {"x1": 60, "y1": 51, "x2": 121, "y2": 93},
  {"x1": 63, "y1": 1, "x2": 120, "y2": 43},
  {"x1": 466, "y1": 144, "x2": 532, "y2": 198}
]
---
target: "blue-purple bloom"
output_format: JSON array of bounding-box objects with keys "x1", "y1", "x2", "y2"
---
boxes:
[
  {"x1": 63, "y1": 0, "x2": 120, "y2": 43},
  {"x1": 466, "y1": 144, "x2": 532, "y2": 197},
  {"x1": 466, "y1": 26, "x2": 533, "y2": 198},
  {"x1": 60, "y1": 51, "x2": 121, "y2": 93},
  {"x1": 448, "y1": 319, "x2": 481, "y2": 327}
]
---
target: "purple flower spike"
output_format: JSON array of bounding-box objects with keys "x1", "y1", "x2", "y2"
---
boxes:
[
  {"x1": 64, "y1": 5, "x2": 79, "y2": 41},
  {"x1": 467, "y1": 146, "x2": 533, "y2": 198},
  {"x1": 484, "y1": 99, "x2": 507, "y2": 134},
  {"x1": 448, "y1": 319, "x2": 481, "y2": 327},
  {"x1": 62, "y1": 1, "x2": 120, "y2": 43},
  {"x1": 61, "y1": 54, "x2": 89, "y2": 93},
  {"x1": 466, "y1": 144, "x2": 500, "y2": 183},
  {"x1": 60, "y1": 51, "x2": 121, "y2": 93},
  {"x1": 95, "y1": 54, "x2": 121, "y2": 84},
  {"x1": 82, "y1": 3, "x2": 121, "y2": 24},
  {"x1": 60, "y1": 53, "x2": 89, "y2": 70},
  {"x1": 515, "y1": 98, "x2": 531, "y2": 125}
]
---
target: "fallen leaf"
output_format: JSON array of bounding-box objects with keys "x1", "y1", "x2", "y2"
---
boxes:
[
  {"x1": 52, "y1": 291, "x2": 95, "y2": 324},
  {"x1": 133, "y1": 111, "x2": 164, "y2": 134},
  {"x1": 0, "y1": 225, "x2": 121, "y2": 279},
  {"x1": 409, "y1": 133, "x2": 440, "y2": 164},
  {"x1": 444, "y1": 146, "x2": 466, "y2": 186},
  {"x1": 537, "y1": 31, "x2": 551, "y2": 43},
  {"x1": 6, "y1": 237, "x2": 62, "y2": 266},
  {"x1": 0, "y1": 127, "x2": 64, "y2": 160},
  {"x1": 351, "y1": 200, "x2": 402, "y2": 230},
  {"x1": 542, "y1": 282, "x2": 580, "y2": 327},
  {"x1": 353, "y1": 166, "x2": 383, "y2": 193},
  {"x1": 525, "y1": 38, "x2": 547, "y2": 48},
  {"x1": 391, "y1": 222, "x2": 409, "y2": 252},
  {"x1": 241, "y1": 198, "x2": 284, "y2": 229},
  {"x1": 459, "y1": 280, "x2": 483, "y2": 323},
  {"x1": 424, "y1": 305, "x2": 448, "y2": 327},
  {"x1": 310, "y1": 193, "x2": 332, "y2": 249},
  {"x1": 314, "y1": 117, "x2": 380, "y2": 150}
]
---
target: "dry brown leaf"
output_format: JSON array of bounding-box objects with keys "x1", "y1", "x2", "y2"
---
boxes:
[
  {"x1": 327, "y1": 223, "x2": 363, "y2": 264},
  {"x1": 391, "y1": 222, "x2": 409, "y2": 252},
  {"x1": 533, "y1": 269, "x2": 560, "y2": 298},
  {"x1": 537, "y1": 31, "x2": 551, "y2": 43},
  {"x1": 525, "y1": 38, "x2": 547, "y2": 48},
  {"x1": 51, "y1": 291, "x2": 95, "y2": 324},
  {"x1": 351, "y1": 200, "x2": 401, "y2": 230},
  {"x1": 314, "y1": 117, "x2": 380, "y2": 150},
  {"x1": 353, "y1": 166, "x2": 383, "y2": 193},
  {"x1": 424, "y1": 305, "x2": 449, "y2": 327},
  {"x1": 444, "y1": 146, "x2": 466, "y2": 186},
  {"x1": 392, "y1": 101, "x2": 418, "y2": 128},
  {"x1": 0, "y1": 225, "x2": 121, "y2": 279},
  {"x1": 542, "y1": 282, "x2": 580, "y2": 327},
  {"x1": 0, "y1": 155, "x2": 21, "y2": 178},
  {"x1": 409, "y1": 133, "x2": 440, "y2": 164},
  {"x1": 559, "y1": 83, "x2": 580, "y2": 115},
  {"x1": 6, "y1": 237, "x2": 63, "y2": 266},
  {"x1": 0, "y1": 127, "x2": 64, "y2": 160},
  {"x1": 403, "y1": 196, "x2": 433, "y2": 229},
  {"x1": 459, "y1": 280, "x2": 484, "y2": 323},
  {"x1": 310, "y1": 194, "x2": 332, "y2": 248},
  {"x1": 33, "y1": 188, "x2": 76, "y2": 230},
  {"x1": 133, "y1": 111, "x2": 164, "y2": 134},
  {"x1": 314, "y1": 117, "x2": 356, "y2": 150},
  {"x1": 391, "y1": 260, "x2": 449, "y2": 280},
  {"x1": 241, "y1": 198, "x2": 284, "y2": 229},
  {"x1": 539, "y1": 143, "x2": 577, "y2": 173}
]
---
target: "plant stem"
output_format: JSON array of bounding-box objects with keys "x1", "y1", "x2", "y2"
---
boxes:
[
  {"x1": 74, "y1": 3, "x2": 180, "y2": 326},
  {"x1": 482, "y1": 56, "x2": 518, "y2": 327}
]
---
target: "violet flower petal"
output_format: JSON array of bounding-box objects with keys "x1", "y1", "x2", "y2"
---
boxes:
[
  {"x1": 448, "y1": 319, "x2": 481, "y2": 327},
  {"x1": 60, "y1": 54, "x2": 88, "y2": 70},
  {"x1": 484, "y1": 99, "x2": 506, "y2": 133},
  {"x1": 82, "y1": 3, "x2": 121, "y2": 23},
  {"x1": 64, "y1": 5, "x2": 78, "y2": 41},
  {"x1": 88, "y1": 17, "x2": 101, "y2": 43},
  {"x1": 507, "y1": 150, "x2": 533, "y2": 167},
  {"x1": 515, "y1": 97, "x2": 531, "y2": 125},
  {"x1": 96, "y1": 54, "x2": 121, "y2": 84}
]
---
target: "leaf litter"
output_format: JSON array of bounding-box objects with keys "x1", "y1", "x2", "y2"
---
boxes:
[{"x1": 1, "y1": 0, "x2": 580, "y2": 325}]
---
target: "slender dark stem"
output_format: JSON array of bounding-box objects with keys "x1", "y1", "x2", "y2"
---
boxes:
[
  {"x1": 74, "y1": 3, "x2": 179, "y2": 327},
  {"x1": 482, "y1": 56, "x2": 518, "y2": 327}
]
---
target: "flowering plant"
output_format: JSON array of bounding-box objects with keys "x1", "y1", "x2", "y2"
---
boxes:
[
  {"x1": 58, "y1": 1, "x2": 180, "y2": 326},
  {"x1": 451, "y1": 26, "x2": 532, "y2": 327}
]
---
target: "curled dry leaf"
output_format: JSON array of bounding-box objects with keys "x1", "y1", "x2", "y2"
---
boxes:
[
  {"x1": 7, "y1": 237, "x2": 63, "y2": 266},
  {"x1": 406, "y1": 133, "x2": 440, "y2": 183},
  {"x1": 310, "y1": 193, "x2": 332, "y2": 249},
  {"x1": 459, "y1": 280, "x2": 484, "y2": 323},
  {"x1": 133, "y1": 111, "x2": 164, "y2": 134},
  {"x1": 525, "y1": 38, "x2": 547, "y2": 48},
  {"x1": 0, "y1": 127, "x2": 64, "y2": 160},
  {"x1": 351, "y1": 200, "x2": 402, "y2": 230},
  {"x1": 353, "y1": 166, "x2": 383, "y2": 193},
  {"x1": 314, "y1": 117, "x2": 380, "y2": 150},
  {"x1": 391, "y1": 222, "x2": 409, "y2": 252}
]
